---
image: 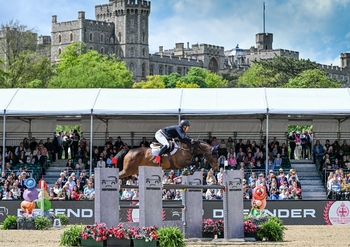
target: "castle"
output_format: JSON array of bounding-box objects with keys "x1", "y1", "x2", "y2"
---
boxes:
[{"x1": 3, "y1": 0, "x2": 350, "y2": 84}]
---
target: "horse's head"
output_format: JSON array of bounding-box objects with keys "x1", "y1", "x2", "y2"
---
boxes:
[{"x1": 193, "y1": 142, "x2": 219, "y2": 171}]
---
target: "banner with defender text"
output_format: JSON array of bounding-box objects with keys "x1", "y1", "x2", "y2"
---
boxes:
[{"x1": 0, "y1": 200, "x2": 348, "y2": 225}]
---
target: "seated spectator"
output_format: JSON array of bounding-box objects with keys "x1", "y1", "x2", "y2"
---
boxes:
[
  {"x1": 289, "y1": 181, "x2": 302, "y2": 199},
  {"x1": 248, "y1": 172, "x2": 257, "y2": 185},
  {"x1": 340, "y1": 140, "x2": 350, "y2": 153},
  {"x1": 106, "y1": 154, "x2": 114, "y2": 168},
  {"x1": 218, "y1": 155, "x2": 226, "y2": 169},
  {"x1": 121, "y1": 188, "x2": 134, "y2": 200},
  {"x1": 328, "y1": 178, "x2": 341, "y2": 199},
  {"x1": 244, "y1": 152, "x2": 255, "y2": 165},
  {"x1": 96, "y1": 156, "x2": 106, "y2": 168},
  {"x1": 236, "y1": 148, "x2": 245, "y2": 164},
  {"x1": 70, "y1": 185, "x2": 81, "y2": 200},
  {"x1": 10, "y1": 183, "x2": 21, "y2": 200},
  {"x1": 271, "y1": 144, "x2": 279, "y2": 157},
  {"x1": 313, "y1": 140, "x2": 324, "y2": 159},
  {"x1": 218, "y1": 139, "x2": 227, "y2": 157},
  {"x1": 174, "y1": 190, "x2": 183, "y2": 200},
  {"x1": 255, "y1": 160, "x2": 264, "y2": 170},
  {"x1": 49, "y1": 187, "x2": 59, "y2": 200},
  {"x1": 206, "y1": 170, "x2": 217, "y2": 185},
  {"x1": 280, "y1": 143, "x2": 288, "y2": 158},
  {"x1": 82, "y1": 181, "x2": 95, "y2": 200},
  {"x1": 269, "y1": 188, "x2": 279, "y2": 200},
  {"x1": 274, "y1": 154, "x2": 282, "y2": 169},
  {"x1": 227, "y1": 153, "x2": 237, "y2": 169},
  {"x1": 3, "y1": 191, "x2": 14, "y2": 200},
  {"x1": 243, "y1": 184, "x2": 251, "y2": 200},
  {"x1": 266, "y1": 158, "x2": 274, "y2": 171},
  {"x1": 206, "y1": 189, "x2": 218, "y2": 200},
  {"x1": 286, "y1": 169, "x2": 299, "y2": 181},
  {"x1": 53, "y1": 182, "x2": 61, "y2": 195},
  {"x1": 67, "y1": 176, "x2": 76, "y2": 191},
  {"x1": 65, "y1": 159, "x2": 74, "y2": 171}
]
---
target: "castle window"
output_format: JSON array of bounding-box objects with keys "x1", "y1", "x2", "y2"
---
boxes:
[
  {"x1": 142, "y1": 63, "x2": 146, "y2": 78},
  {"x1": 100, "y1": 34, "x2": 104, "y2": 43},
  {"x1": 89, "y1": 33, "x2": 93, "y2": 42},
  {"x1": 159, "y1": 65, "x2": 163, "y2": 75},
  {"x1": 129, "y1": 63, "x2": 135, "y2": 72},
  {"x1": 101, "y1": 47, "x2": 105, "y2": 54},
  {"x1": 89, "y1": 46, "x2": 93, "y2": 50},
  {"x1": 70, "y1": 33, "x2": 73, "y2": 42},
  {"x1": 110, "y1": 37, "x2": 114, "y2": 44},
  {"x1": 58, "y1": 48, "x2": 62, "y2": 56},
  {"x1": 130, "y1": 47, "x2": 134, "y2": 57},
  {"x1": 130, "y1": 19, "x2": 134, "y2": 28},
  {"x1": 149, "y1": 65, "x2": 154, "y2": 75},
  {"x1": 118, "y1": 32, "x2": 122, "y2": 43},
  {"x1": 177, "y1": 67, "x2": 182, "y2": 76},
  {"x1": 130, "y1": 32, "x2": 135, "y2": 43},
  {"x1": 142, "y1": 48, "x2": 145, "y2": 57},
  {"x1": 118, "y1": 48, "x2": 123, "y2": 57},
  {"x1": 58, "y1": 34, "x2": 62, "y2": 43},
  {"x1": 142, "y1": 32, "x2": 145, "y2": 43}
]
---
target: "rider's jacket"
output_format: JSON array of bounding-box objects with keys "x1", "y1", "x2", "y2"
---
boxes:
[{"x1": 161, "y1": 125, "x2": 192, "y2": 144}]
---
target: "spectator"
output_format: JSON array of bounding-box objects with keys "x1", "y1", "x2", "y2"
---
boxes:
[
  {"x1": 269, "y1": 188, "x2": 279, "y2": 200},
  {"x1": 340, "y1": 140, "x2": 350, "y2": 153},
  {"x1": 82, "y1": 181, "x2": 95, "y2": 200},
  {"x1": 96, "y1": 156, "x2": 106, "y2": 168},
  {"x1": 65, "y1": 159, "x2": 74, "y2": 171},
  {"x1": 70, "y1": 185, "x2": 81, "y2": 200},
  {"x1": 243, "y1": 184, "x2": 251, "y2": 200},
  {"x1": 280, "y1": 143, "x2": 288, "y2": 158},
  {"x1": 10, "y1": 183, "x2": 21, "y2": 200},
  {"x1": 227, "y1": 153, "x2": 237, "y2": 169},
  {"x1": 206, "y1": 170, "x2": 217, "y2": 185},
  {"x1": 174, "y1": 190, "x2": 183, "y2": 200},
  {"x1": 140, "y1": 137, "x2": 150, "y2": 148},
  {"x1": 115, "y1": 136, "x2": 124, "y2": 151}
]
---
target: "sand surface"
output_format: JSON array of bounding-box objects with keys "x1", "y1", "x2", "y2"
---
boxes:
[{"x1": 0, "y1": 225, "x2": 348, "y2": 247}]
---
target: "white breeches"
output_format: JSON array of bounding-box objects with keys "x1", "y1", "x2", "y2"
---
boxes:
[{"x1": 155, "y1": 130, "x2": 169, "y2": 148}]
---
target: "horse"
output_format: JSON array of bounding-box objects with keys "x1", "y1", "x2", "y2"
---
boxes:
[{"x1": 116, "y1": 141, "x2": 219, "y2": 178}]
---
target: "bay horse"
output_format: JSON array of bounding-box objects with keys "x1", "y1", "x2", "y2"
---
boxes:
[{"x1": 116, "y1": 141, "x2": 219, "y2": 178}]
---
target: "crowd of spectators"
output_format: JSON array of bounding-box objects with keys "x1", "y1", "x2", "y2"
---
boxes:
[{"x1": 6, "y1": 132, "x2": 350, "y2": 202}]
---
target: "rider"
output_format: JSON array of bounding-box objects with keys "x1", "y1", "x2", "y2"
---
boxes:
[{"x1": 155, "y1": 120, "x2": 192, "y2": 157}]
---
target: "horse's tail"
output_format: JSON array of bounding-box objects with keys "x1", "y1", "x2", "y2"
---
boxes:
[{"x1": 116, "y1": 148, "x2": 129, "y2": 171}]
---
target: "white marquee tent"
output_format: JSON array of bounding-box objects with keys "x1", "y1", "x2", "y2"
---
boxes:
[{"x1": 2, "y1": 88, "x2": 350, "y2": 173}]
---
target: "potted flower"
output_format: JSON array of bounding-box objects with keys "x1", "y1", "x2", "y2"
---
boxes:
[
  {"x1": 17, "y1": 212, "x2": 36, "y2": 230},
  {"x1": 202, "y1": 218, "x2": 224, "y2": 238},
  {"x1": 108, "y1": 223, "x2": 132, "y2": 247},
  {"x1": 202, "y1": 218, "x2": 215, "y2": 238},
  {"x1": 215, "y1": 219, "x2": 224, "y2": 238},
  {"x1": 81, "y1": 223, "x2": 109, "y2": 247},
  {"x1": 157, "y1": 226, "x2": 185, "y2": 247},
  {"x1": 244, "y1": 213, "x2": 270, "y2": 240},
  {"x1": 129, "y1": 226, "x2": 158, "y2": 247}
]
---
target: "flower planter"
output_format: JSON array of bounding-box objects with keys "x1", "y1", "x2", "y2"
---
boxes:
[
  {"x1": 81, "y1": 238, "x2": 106, "y2": 247},
  {"x1": 106, "y1": 237, "x2": 132, "y2": 247},
  {"x1": 202, "y1": 232, "x2": 214, "y2": 238},
  {"x1": 17, "y1": 221, "x2": 36, "y2": 230},
  {"x1": 245, "y1": 232, "x2": 260, "y2": 240},
  {"x1": 217, "y1": 233, "x2": 224, "y2": 239},
  {"x1": 133, "y1": 239, "x2": 157, "y2": 247}
]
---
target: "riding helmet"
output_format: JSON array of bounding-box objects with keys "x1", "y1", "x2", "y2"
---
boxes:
[{"x1": 180, "y1": 120, "x2": 191, "y2": 127}]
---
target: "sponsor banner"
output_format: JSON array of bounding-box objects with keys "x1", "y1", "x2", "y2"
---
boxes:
[{"x1": 0, "y1": 200, "x2": 349, "y2": 225}]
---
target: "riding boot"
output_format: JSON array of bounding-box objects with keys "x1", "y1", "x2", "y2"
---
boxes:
[{"x1": 158, "y1": 145, "x2": 168, "y2": 157}]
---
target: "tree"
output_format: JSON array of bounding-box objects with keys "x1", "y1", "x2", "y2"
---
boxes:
[
  {"x1": 178, "y1": 67, "x2": 227, "y2": 88},
  {"x1": 175, "y1": 81, "x2": 200, "y2": 88},
  {"x1": 237, "y1": 64, "x2": 276, "y2": 88},
  {"x1": 253, "y1": 56, "x2": 319, "y2": 87},
  {"x1": 133, "y1": 75, "x2": 165, "y2": 88},
  {"x1": 0, "y1": 58, "x2": 7, "y2": 85},
  {"x1": 49, "y1": 46, "x2": 133, "y2": 88},
  {"x1": 162, "y1": 72, "x2": 181, "y2": 88},
  {"x1": 285, "y1": 69, "x2": 340, "y2": 88}
]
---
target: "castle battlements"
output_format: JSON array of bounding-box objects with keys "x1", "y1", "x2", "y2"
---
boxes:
[
  {"x1": 319, "y1": 63, "x2": 343, "y2": 71},
  {"x1": 124, "y1": 0, "x2": 150, "y2": 8},
  {"x1": 150, "y1": 54, "x2": 203, "y2": 66}
]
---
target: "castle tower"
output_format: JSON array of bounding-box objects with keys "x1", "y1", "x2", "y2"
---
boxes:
[
  {"x1": 98, "y1": 0, "x2": 151, "y2": 81},
  {"x1": 255, "y1": 33, "x2": 273, "y2": 51},
  {"x1": 340, "y1": 53, "x2": 350, "y2": 68}
]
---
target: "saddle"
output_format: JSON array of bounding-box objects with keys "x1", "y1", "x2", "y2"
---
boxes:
[{"x1": 150, "y1": 141, "x2": 176, "y2": 156}]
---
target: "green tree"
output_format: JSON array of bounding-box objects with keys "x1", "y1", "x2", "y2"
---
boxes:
[
  {"x1": 162, "y1": 72, "x2": 181, "y2": 88},
  {"x1": 175, "y1": 81, "x2": 200, "y2": 88},
  {"x1": 253, "y1": 56, "x2": 319, "y2": 87},
  {"x1": 133, "y1": 75, "x2": 165, "y2": 88},
  {"x1": 285, "y1": 69, "x2": 340, "y2": 88},
  {"x1": 237, "y1": 63, "x2": 276, "y2": 87},
  {"x1": 0, "y1": 58, "x2": 7, "y2": 85},
  {"x1": 49, "y1": 44, "x2": 133, "y2": 88}
]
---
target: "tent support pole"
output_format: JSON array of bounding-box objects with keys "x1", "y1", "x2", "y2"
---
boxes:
[
  {"x1": 90, "y1": 114, "x2": 93, "y2": 177},
  {"x1": 265, "y1": 114, "x2": 269, "y2": 176},
  {"x1": 2, "y1": 112, "x2": 6, "y2": 172}
]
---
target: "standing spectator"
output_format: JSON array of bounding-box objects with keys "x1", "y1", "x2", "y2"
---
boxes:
[
  {"x1": 15, "y1": 142, "x2": 26, "y2": 157},
  {"x1": 313, "y1": 140, "x2": 324, "y2": 170},
  {"x1": 29, "y1": 137, "x2": 38, "y2": 153},
  {"x1": 280, "y1": 143, "x2": 288, "y2": 158},
  {"x1": 294, "y1": 132, "x2": 301, "y2": 160},
  {"x1": 340, "y1": 140, "x2": 350, "y2": 153},
  {"x1": 300, "y1": 130, "x2": 309, "y2": 159},
  {"x1": 270, "y1": 137, "x2": 280, "y2": 152},
  {"x1": 235, "y1": 139, "x2": 246, "y2": 154},
  {"x1": 274, "y1": 153, "x2": 282, "y2": 170},
  {"x1": 307, "y1": 130, "x2": 314, "y2": 159},
  {"x1": 289, "y1": 131, "x2": 296, "y2": 159},
  {"x1": 56, "y1": 131, "x2": 64, "y2": 160}
]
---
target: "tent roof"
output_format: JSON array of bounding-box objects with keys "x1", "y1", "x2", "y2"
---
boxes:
[
  {"x1": 1, "y1": 88, "x2": 350, "y2": 117},
  {"x1": 93, "y1": 89, "x2": 182, "y2": 115},
  {"x1": 266, "y1": 88, "x2": 350, "y2": 115},
  {"x1": 180, "y1": 88, "x2": 267, "y2": 115}
]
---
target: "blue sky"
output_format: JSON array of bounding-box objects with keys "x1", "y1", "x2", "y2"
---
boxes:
[{"x1": 1, "y1": 0, "x2": 350, "y2": 66}]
